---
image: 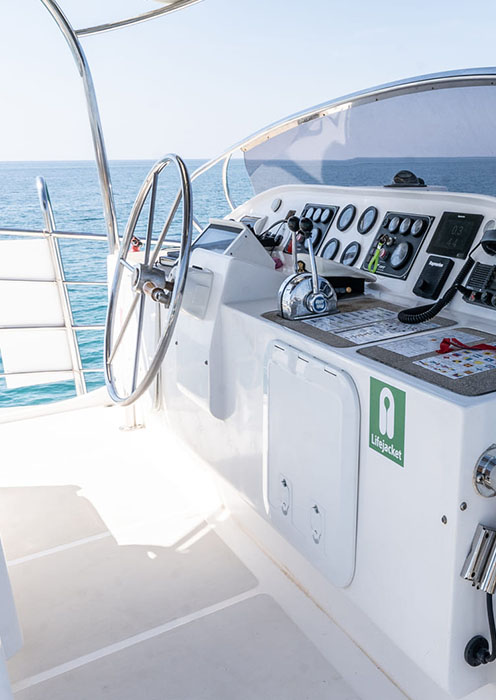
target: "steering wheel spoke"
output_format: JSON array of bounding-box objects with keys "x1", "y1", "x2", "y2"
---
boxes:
[
  {"x1": 131, "y1": 294, "x2": 146, "y2": 393},
  {"x1": 108, "y1": 292, "x2": 140, "y2": 365},
  {"x1": 104, "y1": 154, "x2": 193, "y2": 405},
  {"x1": 119, "y1": 257, "x2": 134, "y2": 273},
  {"x1": 144, "y1": 173, "x2": 158, "y2": 265},
  {"x1": 151, "y1": 191, "x2": 182, "y2": 266}
]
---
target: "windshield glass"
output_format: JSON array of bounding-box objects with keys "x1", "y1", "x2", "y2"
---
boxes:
[{"x1": 244, "y1": 84, "x2": 496, "y2": 197}]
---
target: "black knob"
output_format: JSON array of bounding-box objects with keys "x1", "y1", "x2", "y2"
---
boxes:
[
  {"x1": 299, "y1": 217, "x2": 313, "y2": 236},
  {"x1": 287, "y1": 216, "x2": 300, "y2": 233}
]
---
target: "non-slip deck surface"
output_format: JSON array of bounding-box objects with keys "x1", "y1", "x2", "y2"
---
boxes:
[
  {"x1": 0, "y1": 405, "x2": 361, "y2": 700},
  {"x1": 15, "y1": 595, "x2": 353, "y2": 700}
]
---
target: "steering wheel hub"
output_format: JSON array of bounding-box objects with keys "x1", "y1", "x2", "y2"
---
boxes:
[{"x1": 131, "y1": 263, "x2": 166, "y2": 294}]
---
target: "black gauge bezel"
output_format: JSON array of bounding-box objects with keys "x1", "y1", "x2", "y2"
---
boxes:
[
  {"x1": 357, "y1": 206, "x2": 378, "y2": 235},
  {"x1": 337, "y1": 204, "x2": 357, "y2": 232},
  {"x1": 321, "y1": 238, "x2": 340, "y2": 260},
  {"x1": 340, "y1": 241, "x2": 361, "y2": 266}
]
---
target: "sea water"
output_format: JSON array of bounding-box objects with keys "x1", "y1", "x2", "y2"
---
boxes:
[
  {"x1": 1, "y1": 158, "x2": 494, "y2": 407},
  {"x1": 0, "y1": 159, "x2": 253, "y2": 407}
]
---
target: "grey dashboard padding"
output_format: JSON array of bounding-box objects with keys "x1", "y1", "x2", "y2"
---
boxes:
[
  {"x1": 358, "y1": 327, "x2": 496, "y2": 397},
  {"x1": 262, "y1": 297, "x2": 454, "y2": 350}
]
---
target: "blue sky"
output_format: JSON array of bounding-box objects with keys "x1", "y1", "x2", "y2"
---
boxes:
[{"x1": 2, "y1": 0, "x2": 496, "y2": 160}]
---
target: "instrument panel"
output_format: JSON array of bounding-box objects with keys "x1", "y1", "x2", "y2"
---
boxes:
[{"x1": 232, "y1": 184, "x2": 496, "y2": 322}]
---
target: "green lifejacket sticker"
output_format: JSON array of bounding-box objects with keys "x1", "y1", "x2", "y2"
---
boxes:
[{"x1": 369, "y1": 377, "x2": 406, "y2": 467}]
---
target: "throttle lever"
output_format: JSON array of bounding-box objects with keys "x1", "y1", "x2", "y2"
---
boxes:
[{"x1": 298, "y1": 217, "x2": 319, "y2": 296}]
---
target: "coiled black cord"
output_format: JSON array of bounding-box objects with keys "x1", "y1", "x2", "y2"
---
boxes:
[
  {"x1": 485, "y1": 593, "x2": 496, "y2": 663},
  {"x1": 398, "y1": 245, "x2": 480, "y2": 324}
]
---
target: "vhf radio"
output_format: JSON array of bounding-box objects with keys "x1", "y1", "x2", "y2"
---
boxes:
[{"x1": 463, "y1": 263, "x2": 496, "y2": 309}]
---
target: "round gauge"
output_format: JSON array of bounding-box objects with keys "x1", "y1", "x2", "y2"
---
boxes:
[
  {"x1": 313, "y1": 207, "x2": 322, "y2": 222},
  {"x1": 411, "y1": 218, "x2": 425, "y2": 237},
  {"x1": 337, "y1": 204, "x2": 356, "y2": 231},
  {"x1": 321, "y1": 238, "x2": 340, "y2": 260},
  {"x1": 320, "y1": 208, "x2": 331, "y2": 224},
  {"x1": 306, "y1": 207, "x2": 315, "y2": 220},
  {"x1": 390, "y1": 241, "x2": 412, "y2": 269},
  {"x1": 388, "y1": 216, "x2": 401, "y2": 233},
  {"x1": 399, "y1": 217, "x2": 412, "y2": 234},
  {"x1": 304, "y1": 227, "x2": 321, "y2": 251},
  {"x1": 340, "y1": 241, "x2": 361, "y2": 266},
  {"x1": 357, "y1": 206, "x2": 378, "y2": 234}
]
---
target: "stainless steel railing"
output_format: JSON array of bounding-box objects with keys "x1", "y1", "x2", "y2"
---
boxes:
[
  {"x1": 35, "y1": 177, "x2": 88, "y2": 394},
  {"x1": 40, "y1": 0, "x2": 120, "y2": 254},
  {"x1": 0, "y1": 211, "x2": 107, "y2": 397}
]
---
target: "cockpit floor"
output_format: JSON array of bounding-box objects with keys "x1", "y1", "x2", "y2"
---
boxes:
[{"x1": 0, "y1": 402, "x2": 400, "y2": 699}]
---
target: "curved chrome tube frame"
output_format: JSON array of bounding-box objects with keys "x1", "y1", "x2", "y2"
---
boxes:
[
  {"x1": 104, "y1": 154, "x2": 193, "y2": 406},
  {"x1": 190, "y1": 67, "x2": 496, "y2": 227},
  {"x1": 40, "y1": 0, "x2": 119, "y2": 253},
  {"x1": 75, "y1": 0, "x2": 202, "y2": 37},
  {"x1": 39, "y1": 0, "x2": 202, "y2": 251}
]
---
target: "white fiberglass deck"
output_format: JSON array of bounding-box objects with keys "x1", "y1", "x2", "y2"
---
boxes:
[{"x1": 0, "y1": 399, "x2": 403, "y2": 699}]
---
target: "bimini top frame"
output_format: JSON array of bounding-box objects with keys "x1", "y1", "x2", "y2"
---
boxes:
[
  {"x1": 192, "y1": 67, "x2": 496, "y2": 215},
  {"x1": 39, "y1": 0, "x2": 202, "y2": 253}
]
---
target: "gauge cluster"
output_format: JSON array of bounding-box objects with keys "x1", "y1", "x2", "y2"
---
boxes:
[
  {"x1": 284, "y1": 202, "x2": 338, "y2": 254},
  {"x1": 316, "y1": 202, "x2": 374, "y2": 267},
  {"x1": 361, "y1": 212, "x2": 434, "y2": 279}
]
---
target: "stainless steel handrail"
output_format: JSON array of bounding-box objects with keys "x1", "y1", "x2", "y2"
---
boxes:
[
  {"x1": 34, "y1": 178, "x2": 87, "y2": 395},
  {"x1": 36, "y1": 177, "x2": 56, "y2": 232},
  {"x1": 221, "y1": 152, "x2": 235, "y2": 211},
  {"x1": 0, "y1": 368, "x2": 102, "y2": 377},
  {"x1": 223, "y1": 69, "x2": 496, "y2": 156},
  {"x1": 39, "y1": 0, "x2": 119, "y2": 253},
  {"x1": 0, "y1": 227, "x2": 108, "y2": 241},
  {"x1": 0, "y1": 279, "x2": 106, "y2": 285},
  {"x1": 0, "y1": 323, "x2": 105, "y2": 330},
  {"x1": 0, "y1": 222, "x2": 107, "y2": 397},
  {"x1": 189, "y1": 68, "x2": 496, "y2": 219},
  {"x1": 0, "y1": 325, "x2": 105, "y2": 331},
  {"x1": 75, "y1": 0, "x2": 202, "y2": 37}
]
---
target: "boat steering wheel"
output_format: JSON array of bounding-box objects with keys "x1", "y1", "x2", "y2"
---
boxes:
[{"x1": 104, "y1": 154, "x2": 193, "y2": 406}]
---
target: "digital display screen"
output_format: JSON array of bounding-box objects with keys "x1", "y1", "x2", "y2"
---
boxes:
[
  {"x1": 240, "y1": 216, "x2": 260, "y2": 232},
  {"x1": 192, "y1": 224, "x2": 241, "y2": 255},
  {"x1": 427, "y1": 212, "x2": 483, "y2": 259}
]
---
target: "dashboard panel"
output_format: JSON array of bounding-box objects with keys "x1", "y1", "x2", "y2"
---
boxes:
[{"x1": 230, "y1": 183, "x2": 496, "y2": 324}]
